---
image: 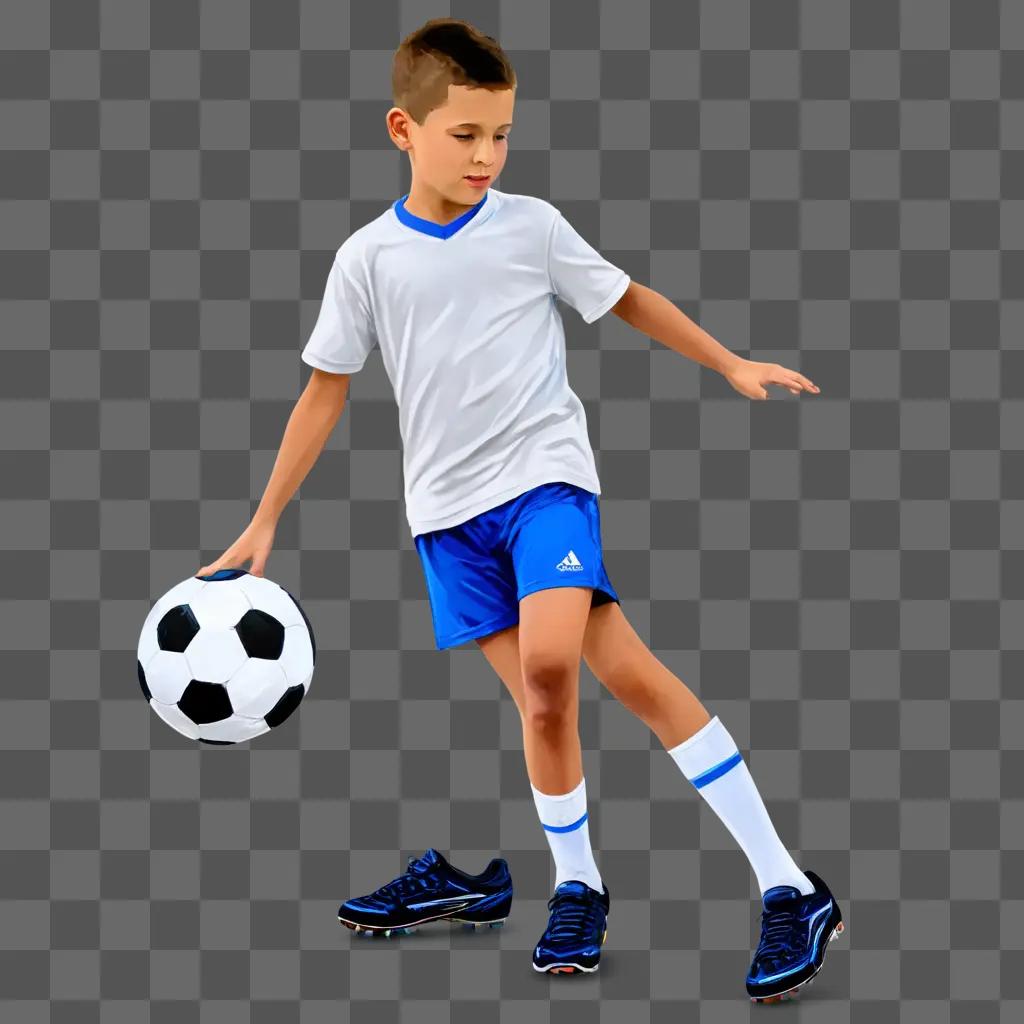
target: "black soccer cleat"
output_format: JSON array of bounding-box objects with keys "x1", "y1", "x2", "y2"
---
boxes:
[
  {"x1": 532, "y1": 879, "x2": 611, "y2": 974},
  {"x1": 746, "y1": 868, "x2": 846, "y2": 1003},
  {"x1": 338, "y1": 847, "x2": 513, "y2": 937}
]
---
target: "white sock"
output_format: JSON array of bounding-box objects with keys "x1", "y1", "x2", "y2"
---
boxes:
[
  {"x1": 667, "y1": 716, "x2": 814, "y2": 898},
  {"x1": 530, "y1": 775, "x2": 604, "y2": 894}
]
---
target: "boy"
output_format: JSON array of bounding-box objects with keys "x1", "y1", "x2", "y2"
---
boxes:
[{"x1": 197, "y1": 18, "x2": 843, "y2": 1002}]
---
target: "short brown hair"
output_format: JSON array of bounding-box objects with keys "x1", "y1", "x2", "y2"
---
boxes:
[{"x1": 392, "y1": 17, "x2": 516, "y2": 126}]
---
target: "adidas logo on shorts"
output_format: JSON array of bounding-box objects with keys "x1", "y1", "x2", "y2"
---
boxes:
[{"x1": 556, "y1": 550, "x2": 584, "y2": 572}]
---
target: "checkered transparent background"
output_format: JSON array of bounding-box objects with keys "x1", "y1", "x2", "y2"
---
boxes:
[{"x1": 2, "y1": 0, "x2": 1023, "y2": 1020}]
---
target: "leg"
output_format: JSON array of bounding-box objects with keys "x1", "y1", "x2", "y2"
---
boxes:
[
  {"x1": 478, "y1": 598, "x2": 712, "y2": 752},
  {"x1": 511, "y1": 587, "x2": 612, "y2": 975},
  {"x1": 580, "y1": 605, "x2": 814, "y2": 898},
  {"x1": 515, "y1": 585, "x2": 593, "y2": 795},
  {"x1": 477, "y1": 586, "x2": 606, "y2": 902},
  {"x1": 579, "y1": 600, "x2": 711, "y2": 748},
  {"x1": 478, "y1": 599, "x2": 813, "y2": 900}
]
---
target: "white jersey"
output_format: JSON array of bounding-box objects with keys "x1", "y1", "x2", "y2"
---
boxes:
[{"x1": 301, "y1": 188, "x2": 630, "y2": 537}]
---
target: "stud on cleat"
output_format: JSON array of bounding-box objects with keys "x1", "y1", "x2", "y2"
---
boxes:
[{"x1": 453, "y1": 917, "x2": 506, "y2": 931}]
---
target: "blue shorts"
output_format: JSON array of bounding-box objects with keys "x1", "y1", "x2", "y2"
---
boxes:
[{"x1": 414, "y1": 480, "x2": 620, "y2": 650}]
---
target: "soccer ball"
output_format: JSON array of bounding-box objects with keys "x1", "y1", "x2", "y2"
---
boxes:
[{"x1": 136, "y1": 568, "x2": 317, "y2": 744}]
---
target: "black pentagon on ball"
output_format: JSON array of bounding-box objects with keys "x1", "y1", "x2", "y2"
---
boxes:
[
  {"x1": 137, "y1": 660, "x2": 151, "y2": 701},
  {"x1": 284, "y1": 588, "x2": 316, "y2": 665},
  {"x1": 264, "y1": 683, "x2": 304, "y2": 729},
  {"x1": 156, "y1": 604, "x2": 200, "y2": 653},
  {"x1": 235, "y1": 608, "x2": 285, "y2": 660},
  {"x1": 178, "y1": 679, "x2": 233, "y2": 724}
]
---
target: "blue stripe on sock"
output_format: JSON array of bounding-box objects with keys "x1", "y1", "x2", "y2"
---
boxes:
[
  {"x1": 690, "y1": 750, "x2": 742, "y2": 790},
  {"x1": 542, "y1": 810, "x2": 588, "y2": 833}
]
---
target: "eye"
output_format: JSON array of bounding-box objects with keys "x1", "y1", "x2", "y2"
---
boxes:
[{"x1": 454, "y1": 134, "x2": 508, "y2": 141}]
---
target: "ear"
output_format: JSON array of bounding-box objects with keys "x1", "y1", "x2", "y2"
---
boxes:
[{"x1": 385, "y1": 107, "x2": 413, "y2": 150}]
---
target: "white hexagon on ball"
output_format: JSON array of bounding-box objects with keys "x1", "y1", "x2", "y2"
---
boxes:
[
  {"x1": 143, "y1": 649, "x2": 193, "y2": 705},
  {"x1": 183, "y1": 627, "x2": 248, "y2": 685},
  {"x1": 226, "y1": 658, "x2": 292, "y2": 720},
  {"x1": 280, "y1": 624, "x2": 315, "y2": 688},
  {"x1": 150, "y1": 699, "x2": 201, "y2": 740},
  {"x1": 196, "y1": 714, "x2": 270, "y2": 744},
  {"x1": 187, "y1": 584, "x2": 251, "y2": 633}
]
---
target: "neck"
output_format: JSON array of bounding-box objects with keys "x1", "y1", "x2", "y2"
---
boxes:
[{"x1": 403, "y1": 181, "x2": 483, "y2": 225}]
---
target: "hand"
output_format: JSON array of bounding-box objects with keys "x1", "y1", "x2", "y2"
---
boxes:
[
  {"x1": 196, "y1": 516, "x2": 277, "y2": 579},
  {"x1": 724, "y1": 358, "x2": 820, "y2": 401}
]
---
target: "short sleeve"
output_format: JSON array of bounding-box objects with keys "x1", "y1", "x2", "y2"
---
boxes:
[
  {"x1": 301, "y1": 247, "x2": 378, "y2": 374},
  {"x1": 546, "y1": 210, "x2": 630, "y2": 324}
]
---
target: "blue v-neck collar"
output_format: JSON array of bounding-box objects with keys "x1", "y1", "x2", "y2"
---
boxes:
[{"x1": 393, "y1": 191, "x2": 489, "y2": 240}]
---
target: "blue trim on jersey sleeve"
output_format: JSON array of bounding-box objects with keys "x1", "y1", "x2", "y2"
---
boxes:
[{"x1": 393, "y1": 192, "x2": 489, "y2": 239}]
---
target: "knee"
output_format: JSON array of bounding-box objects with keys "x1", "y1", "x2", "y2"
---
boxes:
[{"x1": 520, "y1": 655, "x2": 575, "y2": 723}]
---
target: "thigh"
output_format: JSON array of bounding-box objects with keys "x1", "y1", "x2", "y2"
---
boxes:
[
  {"x1": 518, "y1": 585, "x2": 593, "y2": 686},
  {"x1": 580, "y1": 599, "x2": 647, "y2": 686},
  {"x1": 475, "y1": 623, "x2": 527, "y2": 716},
  {"x1": 414, "y1": 517, "x2": 519, "y2": 651},
  {"x1": 478, "y1": 598, "x2": 639, "y2": 710}
]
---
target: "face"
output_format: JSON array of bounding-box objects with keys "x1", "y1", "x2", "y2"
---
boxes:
[{"x1": 388, "y1": 83, "x2": 515, "y2": 205}]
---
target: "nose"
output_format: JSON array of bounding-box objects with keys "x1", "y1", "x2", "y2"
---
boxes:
[{"x1": 473, "y1": 140, "x2": 498, "y2": 164}]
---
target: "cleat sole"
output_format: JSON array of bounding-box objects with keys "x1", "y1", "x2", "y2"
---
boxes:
[
  {"x1": 341, "y1": 921, "x2": 418, "y2": 938},
  {"x1": 339, "y1": 911, "x2": 507, "y2": 937},
  {"x1": 533, "y1": 961, "x2": 600, "y2": 974}
]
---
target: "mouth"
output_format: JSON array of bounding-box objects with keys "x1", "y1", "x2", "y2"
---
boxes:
[{"x1": 465, "y1": 175, "x2": 490, "y2": 183}]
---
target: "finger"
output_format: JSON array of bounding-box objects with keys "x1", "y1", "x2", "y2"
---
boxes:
[
  {"x1": 771, "y1": 377, "x2": 798, "y2": 393},
  {"x1": 774, "y1": 373, "x2": 805, "y2": 395}
]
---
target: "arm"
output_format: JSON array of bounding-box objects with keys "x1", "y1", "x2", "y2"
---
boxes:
[
  {"x1": 611, "y1": 281, "x2": 819, "y2": 399},
  {"x1": 253, "y1": 368, "x2": 351, "y2": 525},
  {"x1": 610, "y1": 281, "x2": 742, "y2": 374}
]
